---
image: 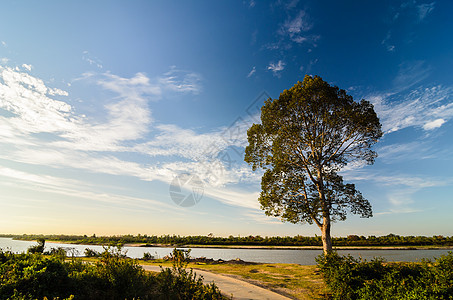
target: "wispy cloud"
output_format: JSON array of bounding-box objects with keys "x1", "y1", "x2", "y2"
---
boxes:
[
  {"x1": 377, "y1": 141, "x2": 435, "y2": 162},
  {"x1": 343, "y1": 170, "x2": 451, "y2": 214},
  {"x1": 282, "y1": 10, "x2": 312, "y2": 35},
  {"x1": 417, "y1": 2, "x2": 435, "y2": 21},
  {"x1": 267, "y1": 60, "x2": 285, "y2": 77},
  {"x1": 242, "y1": 210, "x2": 283, "y2": 225},
  {"x1": 381, "y1": 31, "x2": 395, "y2": 52},
  {"x1": 82, "y1": 51, "x2": 103, "y2": 69},
  {"x1": 279, "y1": 10, "x2": 320, "y2": 46},
  {"x1": 247, "y1": 66, "x2": 256, "y2": 78},
  {"x1": 368, "y1": 85, "x2": 453, "y2": 133},
  {"x1": 393, "y1": 61, "x2": 431, "y2": 91},
  {"x1": 0, "y1": 63, "x2": 261, "y2": 214},
  {"x1": 382, "y1": 2, "x2": 435, "y2": 52},
  {"x1": 159, "y1": 66, "x2": 202, "y2": 94},
  {"x1": 0, "y1": 166, "x2": 174, "y2": 212},
  {"x1": 266, "y1": 9, "x2": 319, "y2": 51}
]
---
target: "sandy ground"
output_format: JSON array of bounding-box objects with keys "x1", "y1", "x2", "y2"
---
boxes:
[{"x1": 142, "y1": 265, "x2": 292, "y2": 300}]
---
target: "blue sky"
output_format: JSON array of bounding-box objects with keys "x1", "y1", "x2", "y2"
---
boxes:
[{"x1": 1, "y1": 0, "x2": 453, "y2": 237}]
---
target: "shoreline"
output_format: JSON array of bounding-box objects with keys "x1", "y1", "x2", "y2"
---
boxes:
[
  {"x1": 42, "y1": 240, "x2": 453, "y2": 250},
  {"x1": 3, "y1": 237, "x2": 452, "y2": 250}
]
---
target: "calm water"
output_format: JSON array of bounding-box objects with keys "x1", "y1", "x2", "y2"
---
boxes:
[{"x1": 0, "y1": 237, "x2": 450, "y2": 265}]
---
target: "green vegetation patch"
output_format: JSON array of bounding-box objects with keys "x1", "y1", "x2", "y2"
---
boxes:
[
  {"x1": 4, "y1": 233, "x2": 453, "y2": 248},
  {"x1": 316, "y1": 251, "x2": 453, "y2": 299},
  {"x1": 0, "y1": 248, "x2": 225, "y2": 300}
]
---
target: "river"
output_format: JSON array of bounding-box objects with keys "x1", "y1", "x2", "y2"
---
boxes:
[{"x1": 0, "y1": 237, "x2": 450, "y2": 265}]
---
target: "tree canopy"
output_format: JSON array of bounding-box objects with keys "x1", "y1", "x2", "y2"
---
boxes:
[{"x1": 245, "y1": 75, "x2": 383, "y2": 253}]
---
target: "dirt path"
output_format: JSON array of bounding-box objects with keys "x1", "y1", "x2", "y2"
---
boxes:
[{"x1": 142, "y1": 265, "x2": 292, "y2": 300}]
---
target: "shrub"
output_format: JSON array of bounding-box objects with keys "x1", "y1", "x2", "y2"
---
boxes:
[
  {"x1": 27, "y1": 238, "x2": 46, "y2": 254},
  {"x1": 84, "y1": 248, "x2": 100, "y2": 257},
  {"x1": 155, "y1": 249, "x2": 224, "y2": 299},
  {"x1": 316, "y1": 251, "x2": 453, "y2": 300},
  {"x1": 143, "y1": 252, "x2": 155, "y2": 260},
  {"x1": 0, "y1": 248, "x2": 226, "y2": 300}
]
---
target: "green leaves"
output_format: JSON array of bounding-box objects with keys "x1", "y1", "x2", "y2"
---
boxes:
[
  {"x1": 245, "y1": 75, "x2": 382, "y2": 240},
  {"x1": 317, "y1": 252, "x2": 453, "y2": 300},
  {"x1": 0, "y1": 249, "x2": 225, "y2": 300}
]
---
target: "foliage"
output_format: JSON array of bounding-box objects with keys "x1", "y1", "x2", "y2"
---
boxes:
[
  {"x1": 84, "y1": 248, "x2": 100, "y2": 257},
  {"x1": 5, "y1": 233, "x2": 453, "y2": 247},
  {"x1": 142, "y1": 252, "x2": 155, "y2": 260},
  {"x1": 244, "y1": 75, "x2": 382, "y2": 253},
  {"x1": 46, "y1": 247, "x2": 67, "y2": 261},
  {"x1": 316, "y1": 251, "x2": 453, "y2": 299},
  {"x1": 155, "y1": 249, "x2": 224, "y2": 299},
  {"x1": 27, "y1": 238, "x2": 46, "y2": 254},
  {"x1": 4, "y1": 233, "x2": 453, "y2": 248},
  {"x1": 0, "y1": 248, "x2": 226, "y2": 300}
]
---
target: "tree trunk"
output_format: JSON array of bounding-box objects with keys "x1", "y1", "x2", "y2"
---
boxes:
[{"x1": 321, "y1": 216, "x2": 332, "y2": 254}]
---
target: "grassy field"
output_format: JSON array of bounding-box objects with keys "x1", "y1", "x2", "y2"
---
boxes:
[{"x1": 141, "y1": 260, "x2": 329, "y2": 300}]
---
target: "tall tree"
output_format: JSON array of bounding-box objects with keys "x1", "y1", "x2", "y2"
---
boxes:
[{"x1": 244, "y1": 75, "x2": 382, "y2": 254}]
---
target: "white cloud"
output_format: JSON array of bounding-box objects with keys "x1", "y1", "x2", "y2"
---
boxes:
[
  {"x1": 342, "y1": 169, "x2": 451, "y2": 213},
  {"x1": 22, "y1": 64, "x2": 32, "y2": 71},
  {"x1": 247, "y1": 66, "x2": 256, "y2": 78},
  {"x1": 278, "y1": 10, "x2": 319, "y2": 46},
  {"x1": 0, "y1": 63, "x2": 263, "y2": 214},
  {"x1": 82, "y1": 51, "x2": 103, "y2": 69},
  {"x1": 387, "y1": 45, "x2": 395, "y2": 52},
  {"x1": 283, "y1": 10, "x2": 312, "y2": 34},
  {"x1": 423, "y1": 118, "x2": 445, "y2": 130},
  {"x1": 376, "y1": 141, "x2": 437, "y2": 162},
  {"x1": 417, "y1": 2, "x2": 435, "y2": 21},
  {"x1": 242, "y1": 210, "x2": 282, "y2": 225},
  {"x1": 159, "y1": 66, "x2": 202, "y2": 94},
  {"x1": 0, "y1": 66, "x2": 77, "y2": 135},
  {"x1": 368, "y1": 85, "x2": 453, "y2": 133},
  {"x1": 268, "y1": 60, "x2": 285, "y2": 76},
  {"x1": 388, "y1": 192, "x2": 414, "y2": 207},
  {"x1": 0, "y1": 166, "x2": 173, "y2": 212}
]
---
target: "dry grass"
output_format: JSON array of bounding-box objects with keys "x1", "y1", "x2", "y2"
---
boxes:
[{"x1": 142, "y1": 260, "x2": 329, "y2": 299}]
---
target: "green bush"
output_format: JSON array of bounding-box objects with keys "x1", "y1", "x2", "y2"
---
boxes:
[
  {"x1": 27, "y1": 238, "x2": 46, "y2": 254},
  {"x1": 0, "y1": 248, "x2": 226, "y2": 300},
  {"x1": 316, "y1": 251, "x2": 453, "y2": 300},
  {"x1": 155, "y1": 249, "x2": 224, "y2": 300},
  {"x1": 84, "y1": 248, "x2": 100, "y2": 257}
]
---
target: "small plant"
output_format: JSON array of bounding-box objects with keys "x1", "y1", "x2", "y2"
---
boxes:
[
  {"x1": 84, "y1": 248, "x2": 100, "y2": 257},
  {"x1": 27, "y1": 238, "x2": 46, "y2": 254},
  {"x1": 142, "y1": 252, "x2": 154, "y2": 261},
  {"x1": 155, "y1": 248, "x2": 224, "y2": 299},
  {"x1": 47, "y1": 247, "x2": 67, "y2": 261}
]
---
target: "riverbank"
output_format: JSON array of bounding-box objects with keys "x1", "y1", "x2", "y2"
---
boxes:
[
  {"x1": 5, "y1": 233, "x2": 453, "y2": 250},
  {"x1": 124, "y1": 243, "x2": 453, "y2": 250},
  {"x1": 26, "y1": 240, "x2": 453, "y2": 251}
]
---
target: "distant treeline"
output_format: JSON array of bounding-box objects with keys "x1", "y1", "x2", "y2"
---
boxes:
[{"x1": 2, "y1": 233, "x2": 453, "y2": 247}]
